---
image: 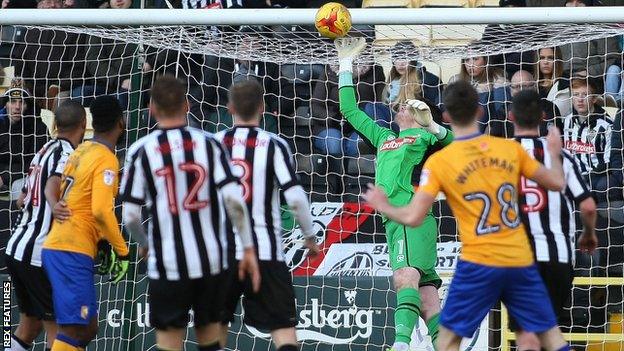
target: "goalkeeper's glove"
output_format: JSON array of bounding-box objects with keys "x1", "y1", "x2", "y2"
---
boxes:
[
  {"x1": 96, "y1": 240, "x2": 114, "y2": 275},
  {"x1": 109, "y1": 250, "x2": 130, "y2": 284},
  {"x1": 334, "y1": 37, "x2": 367, "y2": 74},
  {"x1": 406, "y1": 99, "x2": 446, "y2": 138}
]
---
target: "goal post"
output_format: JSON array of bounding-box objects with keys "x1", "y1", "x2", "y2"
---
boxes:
[{"x1": 1, "y1": 6, "x2": 624, "y2": 351}]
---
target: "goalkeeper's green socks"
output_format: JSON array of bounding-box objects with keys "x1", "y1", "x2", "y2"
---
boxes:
[
  {"x1": 394, "y1": 287, "x2": 422, "y2": 345},
  {"x1": 426, "y1": 312, "x2": 441, "y2": 350}
]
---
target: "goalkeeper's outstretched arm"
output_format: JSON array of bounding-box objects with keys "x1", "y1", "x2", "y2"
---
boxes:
[{"x1": 336, "y1": 38, "x2": 392, "y2": 148}]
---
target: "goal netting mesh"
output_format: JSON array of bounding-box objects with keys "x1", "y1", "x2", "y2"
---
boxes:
[{"x1": 1, "y1": 15, "x2": 623, "y2": 351}]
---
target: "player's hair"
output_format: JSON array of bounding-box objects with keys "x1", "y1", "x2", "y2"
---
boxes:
[
  {"x1": 55, "y1": 100, "x2": 86, "y2": 132},
  {"x1": 150, "y1": 75, "x2": 187, "y2": 117},
  {"x1": 511, "y1": 90, "x2": 543, "y2": 130},
  {"x1": 90, "y1": 95, "x2": 123, "y2": 133},
  {"x1": 442, "y1": 81, "x2": 479, "y2": 126},
  {"x1": 229, "y1": 79, "x2": 264, "y2": 122}
]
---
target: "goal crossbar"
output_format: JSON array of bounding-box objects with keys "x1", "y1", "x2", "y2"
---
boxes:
[{"x1": 2, "y1": 7, "x2": 624, "y2": 26}]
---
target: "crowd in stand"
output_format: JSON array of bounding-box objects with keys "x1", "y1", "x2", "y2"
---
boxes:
[{"x1": 1, "y1": 0, "x2": 624, "y2": 330}]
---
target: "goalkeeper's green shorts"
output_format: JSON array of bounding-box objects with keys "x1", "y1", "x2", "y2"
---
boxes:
[{"x1": 385, "y1": 215, "x2": 441, "y2": 289}]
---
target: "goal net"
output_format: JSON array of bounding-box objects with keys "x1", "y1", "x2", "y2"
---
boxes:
[{"x1": 1, "y1": 7, "x2": 623, "y2": 351}]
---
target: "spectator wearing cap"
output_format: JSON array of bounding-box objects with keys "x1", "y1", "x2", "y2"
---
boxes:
[
  {"x1": 0, "y1": 86, "x2": 48, "y2": 193},
  {"x1": 560, "y1": 0, "x2": 618, "y2": 78}
]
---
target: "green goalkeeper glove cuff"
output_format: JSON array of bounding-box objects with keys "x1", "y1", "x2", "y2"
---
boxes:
[{"x1": 109, "y1": 251, "x2": 130, "y2": 284}]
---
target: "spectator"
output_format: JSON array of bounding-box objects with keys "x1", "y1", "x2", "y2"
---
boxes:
[
  {"x1": 311, "y1": 63, "x2": 385, "y2": 157},
  {"x1": 10, "y1": 0, "x2": 88, "y2": 110},
  {"x1": 562, "y1": 78, "x2": 613, "y2": 189},
  {"x1": 0, "y1": 85, "x2": 48, "y2": 194},
  {"x1": 448, "y1": 56, "x2": 507, "y2": 94},
  {"x1": 604, "y1": 36, "x2": 624, "y2": 105},
  {"x1": 534, "y1": 47, "x2": 564, "y2": 98},
  {"x1": 490, "y1": 70, "x2": 562, "y2": 137},
  {"x1": 560, "y1": 0, "x2": 620, "y2": 78},
  {"x1": 70, "y1": 0, "x2": 136, "y2": 109},
  {"x1": 364, "y1": 42, "x2": 443, "y2": 131},
  {"x1": 448, "y1": 55, "x2": 508, "y2": 132}
]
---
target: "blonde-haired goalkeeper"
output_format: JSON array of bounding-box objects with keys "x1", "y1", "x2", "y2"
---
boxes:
[{"x1": 335, "y1": 38, "x2": 453, "y2": 351}]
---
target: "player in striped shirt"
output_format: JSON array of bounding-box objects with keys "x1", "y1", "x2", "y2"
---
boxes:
[
  {"x1": 120, "y1": 75, "x2": 260, "y2": 351},
  {"x1": 5, "y1": 101, "x2": 86, "y2": 351},
  {"x1": 215, "y1": 80, "x2": 320, "y2": 351},
  {"x1": 42, "y1": 96, "x2": 129, "y2": 351},
  {"x1": 365, "y1": 81, "x2": 572, "y2": 351},
  {"x1": 510, "y1": 90, "x2": 598, "y2": 350}
]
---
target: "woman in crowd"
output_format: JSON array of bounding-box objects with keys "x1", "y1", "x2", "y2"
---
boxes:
[
  {"x1": 447, "y1": 55, "x2": 507, "y2": 93},
  {"x1": 534, "y1": 47, "x2": 564, "y2": 99}
]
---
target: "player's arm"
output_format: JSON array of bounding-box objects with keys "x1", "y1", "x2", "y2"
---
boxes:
[
  {"x1": 92, "y1": 158, "x2": 129, "y2": 257},
  {"x1": 365, "y1": 161, "x2": 440, "y2": 227},
  {"x1": 335, "y1": 38, "x2": 392, "y2": 148},
  {"x1": 45, "y1": 148, "x2": 72, "y2": 221},
  {"x1": 525, "y1": 127, "x2": 565, "y2": 191},
  {"x1": 562, "y1": 151, "x2": 598, "y2": 253},
  {"x1": 274, "y1": 140, "x2": 320, "y2": 257},
  {"x1": 119, "y1": 149, "x2": 149, "y2": 251}
]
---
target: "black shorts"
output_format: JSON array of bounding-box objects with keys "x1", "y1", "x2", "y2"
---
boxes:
[
  {"x1": 5, "y1": 256, "x2": 55, "y2": 321},
  {"x1": 148, "y1": 271, "x2": 228, "y2": 330},
  {"x1": 222, "y1": 260, "x2": 297, "y2": 331},
  {"x1": 509, "y1": 261, "x2": 573, "y2": 331}
]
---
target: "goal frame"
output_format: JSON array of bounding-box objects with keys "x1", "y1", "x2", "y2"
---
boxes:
[{"x1": 2, "y1": 7, "x2": 624, "y2": 26}]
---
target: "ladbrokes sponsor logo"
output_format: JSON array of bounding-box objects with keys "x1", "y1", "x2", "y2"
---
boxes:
[
  {"x1": 565, "y1": 140, "x2": 595, "y2": 154},
  {"x1": 326, "y1": 252, "x2": 374, "y2": 277},
  {"x1": 246, "y1": 290, "x2": 382, "y2": 344},
  {"x1": 380, "y1": 136, "x2": 417, "y2": 151}
]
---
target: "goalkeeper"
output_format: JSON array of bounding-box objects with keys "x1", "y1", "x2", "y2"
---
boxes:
[{"x1": 335, "y1": 38, "x2": 453, "y2": 351}]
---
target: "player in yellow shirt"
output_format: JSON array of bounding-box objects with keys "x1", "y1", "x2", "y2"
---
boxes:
[
  {"x1": 42, "y1": 96, "x2": 129, "y2": 351},
  {"x1": 365, "y1": 81, "x2": 571, "y2": 351}
]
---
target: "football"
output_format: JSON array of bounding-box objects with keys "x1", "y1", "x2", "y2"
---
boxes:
[{"x1": 314, "y1": 2, "x2": 352, "y2": 39}]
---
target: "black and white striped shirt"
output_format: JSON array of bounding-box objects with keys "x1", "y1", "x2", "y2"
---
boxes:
[
  {"x1": 215, "y1": 126, "x2": 299, "y2": 262},
  {"x1": 516, "y1": 137, "x2": 592, "y2": 265},
  {"x1": 562, "y1": 108, "x2": 613, "y2": 175},
  {"x1": 119, "y1": 127, "x2": 238, "y2": 280},
  {"x1": 182, "y1": 0, "x2": 242, "y2": 9},
  {"x1": 6, "y1": 138, "x2": 74, "y2": 267}
]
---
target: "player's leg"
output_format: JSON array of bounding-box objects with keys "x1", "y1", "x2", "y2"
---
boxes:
[
  {"x1": 437, "y1": 326, "x2": 462, "y2": 351},
  {"x1": 193, "y1": 271, "x2": 233, "y2": 351},
  {"x1": 413, "y1": 216, "x2": 443, "y2": 348},
  {"x1": 5, "y1": 257, "x2": 45, "y2": 350},
  {"x1": 41, "y1": 249, "x2": 98, "y2": 351},
  {"x1": 219, "y1": 261, "x2": 244, "y2": 348},
  {"x1": 515, "y1": 262, "x2": 573, "y2": 351},
  {"x1": 438, "y1": 260, "x2": 505, "y2": 351},
  {"x1": 502, "y1": 265, "x2": 567, "y2": 351},
  {"x1": 242, "y1": 261, "x2": 299, "y2": 351},
  {"x1": 149, "y1": 277, "x2": 194, "y2": 351}
]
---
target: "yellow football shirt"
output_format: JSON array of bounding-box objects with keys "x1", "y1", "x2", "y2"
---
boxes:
[
  {"x1": 419, "y1": 134, "x2": 542, "y2": 267},
  {"x1": 44, "y1": 141, "x2": 129, "y2": 258}
]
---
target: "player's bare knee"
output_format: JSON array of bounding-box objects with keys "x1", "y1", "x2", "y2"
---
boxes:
[
  {"x1": 537, "y1": 327, "x2": 567, "y2": 351},
  {"x1": 516, "y1": 331, "x2": 541, "y2": 351},
  {"x1": 438, "y1": 326, "x2": 462, "y2": 351},
  {"x1": 393, "y1": 267, "x2": 421, "y2": 290}
]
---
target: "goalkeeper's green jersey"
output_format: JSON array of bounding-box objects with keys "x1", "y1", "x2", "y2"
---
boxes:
[{"x1": 338, "y1": 72, "x2": 453, "y2": 209}]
